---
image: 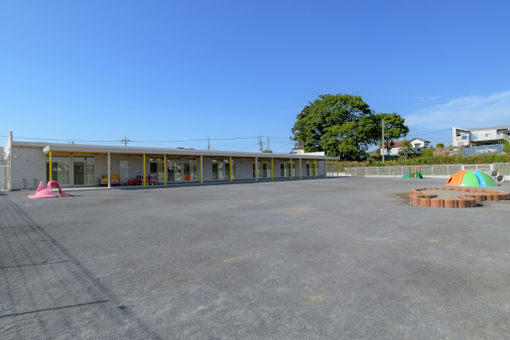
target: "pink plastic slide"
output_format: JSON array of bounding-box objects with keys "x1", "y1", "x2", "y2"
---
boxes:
[{"x1": 28, "y1": 181, "x2": 71, "y2": 199}]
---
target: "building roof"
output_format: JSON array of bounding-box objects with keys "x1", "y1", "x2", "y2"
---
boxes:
[
  {"x1": 470, "y1": 126, "x2": 509, "y2": 131},
  {"x1": 379, "y1": 141, "x2": 403, "y2": 149},
  {"x1": 12, "y1": 141, "x2": 336, "y2": 160},
  {"x1": 454, "y1": 126, "x2": 510, "y2": 132},
  {"x1": 410, "y1": 137, "x2": 431, "y2": 143}
]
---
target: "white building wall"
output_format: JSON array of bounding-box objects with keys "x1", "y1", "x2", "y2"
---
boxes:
[
  {"x1": 234, "y1": 158, "x2": 253, "y2": 180},
  {"x1": 10, "y1": 146, "x2": 47, "y2": 190}
]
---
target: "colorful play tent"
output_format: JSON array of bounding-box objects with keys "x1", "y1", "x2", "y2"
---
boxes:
[
  {"x1": 402, "y1": 171, "x2": 423, "y2": 179},
  {"x1": 446, "y1": 170, "x2": 496, "y2": 187}
]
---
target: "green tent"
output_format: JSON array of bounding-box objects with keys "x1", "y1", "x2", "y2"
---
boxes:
[{"x1": 402, "y1": 171, "x2": 423, "y2": 179}]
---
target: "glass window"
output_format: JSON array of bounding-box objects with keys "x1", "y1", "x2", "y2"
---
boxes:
[
  {"x1": 167, "y1": 158, "x2": 182, "y2": 182},
  {"x1": 149, "y1": 157, "x2": 164, "y2": 184},
  {"x1": 46, "y1": 156, "x2": 70, "y2": 185},
  {"x1": 212, "y1": 159, "x2": 229, "y2": 180},
  {"x1": 280, "y1": 161, "x2": 289, "y2": 177},
  {"x1": 183, "y1": 158, "x2": 197, "y2": 181},
  {"x1": 258, "y1": 159, "x2": 270, "y2": 178},
  {"x1": 73, "y1": 156, "x2": 94, "y2": 185}
]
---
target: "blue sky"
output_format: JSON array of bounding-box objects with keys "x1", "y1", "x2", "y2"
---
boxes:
[{"x1": 1, "y1": 0, "x2": 510, "y2": 152}]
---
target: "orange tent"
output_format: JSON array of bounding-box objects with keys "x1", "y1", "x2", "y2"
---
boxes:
[{"x1": 446, "y1": 170, "x2": 466, "y2": 187}]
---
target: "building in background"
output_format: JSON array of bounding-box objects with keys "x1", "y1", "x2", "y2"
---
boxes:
[
  {"x1": 2, "y1": 132, "x2": 333, "y2": 191},
  {"x1": 380, "y1": 138, "x2": 430, "y2": 157},
  {"x1": 409, "y1": 138, "x2": 430, "y2": 149},
  {"x1": 452, "y1": 126, "x2": 509, "y2": 147}
]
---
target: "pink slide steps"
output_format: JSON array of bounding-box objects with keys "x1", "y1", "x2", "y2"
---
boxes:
[{"x1": 28, "y1": 181, "x2": 71, "y2": 199}]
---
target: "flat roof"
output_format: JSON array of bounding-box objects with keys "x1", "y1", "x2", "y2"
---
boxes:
[{"x1": 12, "y1": 141, "x2": 336, "y2": 160}]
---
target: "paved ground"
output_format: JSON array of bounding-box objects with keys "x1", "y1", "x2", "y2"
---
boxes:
[{"x1": 1, "y1": 177, "x2": 510, "y2": 339}]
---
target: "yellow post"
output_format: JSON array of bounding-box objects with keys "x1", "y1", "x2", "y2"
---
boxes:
[
  {"x1": 143, "y1": 154, "x2": 146, "y2": 186},
  {"x1": 200, "y1": 155, "x2": 203, "y2": 184},
  {"x1": 49, "y1": 151, "x2": 53, "y2": 181},
  {"x1": 289, "y1": 159, "x2": 293, "y2": 179},
  {"x1": 314, "y1": 159, "x2": 317, "y2": 177},
  {"x1": 254, "y1": 157, "x2": 258, "y2": 181},
  {"x1": 164, "y1": 154, "x2": 167, "y2": 185},
  {"x1": 324, "y1": 160, "x2": 327, "y2": 177},
  {"x1": 271, "y1": 157, "x2": 274, "y2": 180},
  {"x1": 229, "y1": 156, "x2": 233, "y2": 182},
  {"x1": 299, "y1": 158, "x2": 302, "y2": 179}
]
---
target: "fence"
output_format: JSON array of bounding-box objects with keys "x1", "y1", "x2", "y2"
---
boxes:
[
  {"x1": 0, "y1": 161, "x2": 9, "y2": 191},
  {"x1": 463, "y1": 144, "x2": 504, "y2": 156},
  {"x1": 335, "y1": 163, "x2": 510, "y2": 178}
]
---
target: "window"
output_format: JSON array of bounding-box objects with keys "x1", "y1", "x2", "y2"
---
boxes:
[
  {"x1": 212, "y1": 159, "x2": 230, "y2": 180},
  {"x1": 167, "y1": 158, "x2": 182, "y2": 182},
  {"x1": 73, "y1": 156, "x2": 95, "y2": 185},
  {"x1": 46, "y1": 156, "x2": 70, "y2": 185}
]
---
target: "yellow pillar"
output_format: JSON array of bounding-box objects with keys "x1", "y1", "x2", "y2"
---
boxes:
[
  {"x1": 49, "y1": 151, "x2": 53, "y2": 181},
  {"x1": 271, "y1": 157, "x2": 274, "y2": 180},
  {"x1": 314, "y1": 159, "x2": 317, "y2": 177},
  {"x1": 324, "y1": 160, "x2": 327, "y2": 177},
  {"x1": 289, "y1": 159, "x2": 293, "y2": 179},
  {"x1": 254, "y1": 157, "x2": 258, "y2": 181},
  {"x1": 229, "y1": 156, "x2": 233, "y2": 182},
  {"x1": 200, "y1": 155, "x2": 203, "y2": 184},
  {"x1": 143, "y1": 154, "x2": 146, "y2": 186},
  {"x1": 107, "y1": 152, "x2": 111, "y2": 189},
  {"x1": 164, "y1": 154, "x2": 167, "y2": 185}
]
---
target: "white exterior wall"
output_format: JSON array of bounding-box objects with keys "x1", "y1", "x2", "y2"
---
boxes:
[
  {"x1": 112, "y1": 154, "x2": 144, "y2": 182},
  {"x1": 10, "y1": 146, "x2": 47, "y2": 190},
  {"x1": 234, "y1": 158, "x2": 254, "y2": 180}
]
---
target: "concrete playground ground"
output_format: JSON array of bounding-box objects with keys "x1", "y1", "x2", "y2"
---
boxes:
[{"x1": 1, "y1": 177, "x2": 510, "y2": 339}]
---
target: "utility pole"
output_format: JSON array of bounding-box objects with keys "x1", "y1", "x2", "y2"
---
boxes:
[
  {"x1": 381, "y1": 119, "x2": 385, "y2": 163},
  {"x1": 258, "y1": 136, "x2": 263, "y2": 152},
  {"x1": 267, "y1": 137, "x2": 270, "y2": 152},
  {"x1": 207, "y1": 137, "x2": 210, "y2": 150},
  {"x1": 121, "y1": 137, "x2": 130, "y2": 147}
]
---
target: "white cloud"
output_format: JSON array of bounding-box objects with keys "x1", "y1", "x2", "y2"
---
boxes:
[{"x1": 406, "y1": 90, "x2": 510, "y2": 130}]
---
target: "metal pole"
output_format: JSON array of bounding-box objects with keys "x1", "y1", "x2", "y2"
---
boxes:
[
  {"x1": 229, "y1": 156, "x2": 233, "y2": 182},
  {"x1": 164, "y1": 154, "x2": 167, "y2": 185},
  {"x1": 271, "y1": 157, "x2": 274, "y2": 180},
  {"x1": 200, "y1": 155, "x2": 203, "y2": 184},
  {"x1": 143, "y1": 154, "x2": 146, "y2": 186},
  {"x1": 107, "y1": 152, "x2": 111, "y2": 188},
  {"x1": 382, "y1": 119, "x2": 385, "y2": 163},
  {"x1": 49, "y1": 151, "x2": 53, "y2": 181}
]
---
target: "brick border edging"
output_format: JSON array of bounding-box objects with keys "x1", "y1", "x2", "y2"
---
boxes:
[{"x1": 409, "y1": 188, "x2": 510, "y2": 208}]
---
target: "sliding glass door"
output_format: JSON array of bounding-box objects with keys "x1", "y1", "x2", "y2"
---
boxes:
[
  {"x1": 73, "y1": 156, "x2": 95, "y2": 185},
  {"x1": 46, "y1": 156, "x2": 70, "y2": 185}
]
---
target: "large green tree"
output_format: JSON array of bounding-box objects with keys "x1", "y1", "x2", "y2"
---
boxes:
[
  {"x1": 292, "y1": 94, "x2": 408, "y2": 160},
  {"x1": 378, "y1": 112, "x2": 409, "y2": 155}
]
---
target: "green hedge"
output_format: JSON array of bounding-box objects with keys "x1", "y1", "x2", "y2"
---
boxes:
[{"x1": 328, "y1": 154, "x2": 510, "y2": 170}]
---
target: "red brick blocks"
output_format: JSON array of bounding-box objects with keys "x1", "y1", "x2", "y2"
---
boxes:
[{"x1": 409, "y1": 188, "x2": 509, "y2": 208}]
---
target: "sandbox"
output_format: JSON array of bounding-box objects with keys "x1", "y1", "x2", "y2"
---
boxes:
[{"x1": 409, "y1": 187, "x2": 510, "y2": 208}]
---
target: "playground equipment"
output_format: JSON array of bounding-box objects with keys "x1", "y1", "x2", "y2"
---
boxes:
[
  {"x1": 98, "y1": 174, "x2": 120, "y2": 186},
  {"x1": 491, "y1": 170, "x2": 505, "y2": 185},
  {"x1": 446, "y1": 170, "x2": 496, "y2": 187},
  {"x1": 410, "y1": 187, "x2": 510, "y2": 208},
  {"x1": 402, "y1": 171, "x2": 423, "y2": 179},
  {"x1": 29, "y1": 181, "x2": 71, "y2": 199}
]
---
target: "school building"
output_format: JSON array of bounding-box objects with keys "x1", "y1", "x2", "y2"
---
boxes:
[{"x1": 1, "y1": 133, "x2": 334, "y2": 191}]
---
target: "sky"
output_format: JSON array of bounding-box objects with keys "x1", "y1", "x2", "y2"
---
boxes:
[{"x1": 1, "y1": 0, "x2": 510, "y2": 153}]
